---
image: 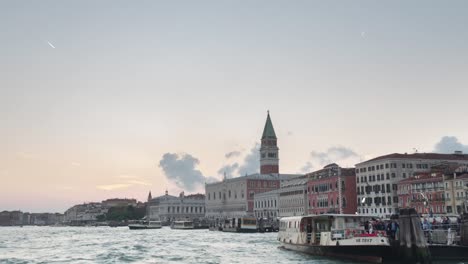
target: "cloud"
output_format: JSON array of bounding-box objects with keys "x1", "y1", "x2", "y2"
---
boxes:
[
  {"x1": 225, "y1": 151, "x2": 241, "y2": 159},
  {"x1": 300, "y1": 161, "x2": 314, "y2": 173},
  {"x1": 126, "y1": 180, "x2": 151, "y2": 186},
  {"x1": 217, "y1": 163, "x2": 239, "y2": 178},
  {"x1": 159, "y1": 153, "x2": 214, "y2": 191},
  {"x1": 217, "y1": 143, "x2": 260, "y2": 178},
  {"x1": 97, "y1": 184, "x2": 132, "y2": 191},
  {"x1": 434, "y1": 136, "x2": 468, "y2": 154},
  {"x1": 96, "y1": 175, "x2": 152, "y2": 191},
  {"x1": 300, "y1": 146, "x2": 362, "y2": 173},
  {"x1": 238, "y1": 143, "x2": 260, "y2": 175}
]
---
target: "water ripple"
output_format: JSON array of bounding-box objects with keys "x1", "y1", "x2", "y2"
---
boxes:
[{"x1": 0, "y1": 226, "x2": 464, "y2": 264}]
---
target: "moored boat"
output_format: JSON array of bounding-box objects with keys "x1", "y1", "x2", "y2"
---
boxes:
[
  {"x1": 222, "y1": 217, "x2": 257, "y2": 233},
  {"x1": 278, "y1": 214, "x2": 396, "y2": 263},
  {"x1": 128, "y1": 220, "x2": 162, "y2": 230},
  {"x1": 171, "y1": 220, "x2": 194, "y2": 230},
  {"x1": 278, "y1": 212, "x2": 468, "y2": 263}
]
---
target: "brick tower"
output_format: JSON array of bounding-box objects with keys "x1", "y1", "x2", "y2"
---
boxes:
[{"x1": 260, "y1": 111, "x2": 279, "y2": 174}]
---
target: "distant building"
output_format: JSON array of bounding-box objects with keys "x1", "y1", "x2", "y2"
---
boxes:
[
  {"x1": 279, "y1": 176, "x2": 308, "y2": 217},
  {"x1": 253, "y1": 189, "x2": 279, "y2": 219},
  {"x1": 101, "y1": 198, "x2": 137, "y2": 208},
  {"x1": 64, "y1": 203, "x2": 107, "y2": 224},
  {"x1": 397, "y1": 172, "x2": 445, "y2": 215},
  {"x1": 306, "y1": 164, "x2": 357, "y2": 215},
  {"x1": 205, "y1": 173, "x2": 281, "y2": 219},
  {"x1": 260, "y1": 111, "x2": 279, "y2": 174},
  {"x1": 356, "y1": 152, "x2": 468, "y2": 218},
  {"x1": 147, "y1": 191, "x2": 205, "y2": 222},
  {"x1": 0, "y1": 211, "x2": 23, "y2": 226},
  {"x1": 0, "y1": 211, "x2": 63, "y2": 226},
  {"x1": 443, "y1": 165, "x2": 468, "y2": 214},
  {"x1": 205, "y1": 112, "x2": 301, "y2": 220}
]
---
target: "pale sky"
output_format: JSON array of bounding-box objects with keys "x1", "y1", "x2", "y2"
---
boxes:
[{"x1": 1, "y1": 1, "x2": 468, "y2": 213}]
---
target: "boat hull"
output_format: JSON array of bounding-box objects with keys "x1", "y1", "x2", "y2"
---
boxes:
[
  {"x1": 222, "y1": 227, "x2": 257, "y2": 233},
  {"x1": 128, "y1": 225, "x2": 161, "y2": 230},
  {"x1": 280, "y1": 243, "x2": 398, "y2": 263},
  {"x1": 281, "y1": 242, "x2": 468, "y2": 263},
  {"x1": 428, "y1": 244, "x2": 468, "y2": 260}
]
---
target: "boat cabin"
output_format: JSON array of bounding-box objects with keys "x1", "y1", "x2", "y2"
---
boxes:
[
  {"x1": 172, "y1": 220, "x2": 194, "y2": 229},
  {"x1": 278, "y1": 214, "x2": 390, "y2": 246}
]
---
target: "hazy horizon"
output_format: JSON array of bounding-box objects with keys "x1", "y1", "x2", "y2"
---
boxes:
[{"x1": 2, "y1": 1, "x2": 468, "y2": 213}]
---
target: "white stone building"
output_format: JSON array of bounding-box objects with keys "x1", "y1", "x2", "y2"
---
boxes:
[
  {"x1": 205, "y1": 173, "x2": 282, "y2": 220},
  {"x1": 278, "y1": 176, "x2": 308, "y2": 217},
  {"x1": 147, "y1": 191, "x2": 205, "y2": 222},
  {"x1": 356, "y1": 152, "x2": 468, "y2": 218},
  {"x1": 253, "y1": 189, "x2": 279, "y2": 219}
]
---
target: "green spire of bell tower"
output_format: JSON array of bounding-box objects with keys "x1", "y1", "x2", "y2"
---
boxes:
[{"x1": 261, "y1": 110, "x2": 277, "y2": 139}]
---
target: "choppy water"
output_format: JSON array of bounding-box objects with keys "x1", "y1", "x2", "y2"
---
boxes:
[
  {"x1": 0, "y1": 227, "x2": 465, "y2": 264},
  {"x1": 0, "y1": 226, "x2": 351, "y2": 264}
]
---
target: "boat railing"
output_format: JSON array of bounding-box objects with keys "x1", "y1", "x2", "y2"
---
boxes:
[{"x1": 423, "y1": 224, "x2": 461, "y2": 245}]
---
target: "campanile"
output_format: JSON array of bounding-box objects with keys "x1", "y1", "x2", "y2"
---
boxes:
[{"x1": 260, "y1": 111, "x2": 279, "y2": 174}]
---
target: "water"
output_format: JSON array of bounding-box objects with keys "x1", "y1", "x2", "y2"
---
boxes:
[
  {"x1": 0, "y1": 226, "x2": 348, "y2": 264},
  {"x1": 0, "y1": 227, "x2": 465, "y2": 264}
]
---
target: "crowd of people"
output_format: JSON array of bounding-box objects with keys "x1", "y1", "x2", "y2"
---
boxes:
[{"x1": 364, "y1": 219, "x2": 399, "y2": 239}]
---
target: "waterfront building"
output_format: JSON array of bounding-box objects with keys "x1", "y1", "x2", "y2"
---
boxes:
[
  {"x1": 306, "y1": 164, "x2": 357, "y2": 215},
  {"x1": 205, "y1": 173, "x2": 281, "y2": 219},
  {"x1": 64, "y1": 202, "x2": 107, "y2": 224},
  {"x1": 397, "y1": 172, "x2": 445, "y2": 215},
  {"x1": 356, "y1": 152, "x2": 468, "y2": 218},
  {"x1": 278, "y1": 176, "x2": 308, "y2": 217},
  {"x1": 147, "y1": 191, "x2": 205, "y2": 222},
  {"x1": 101, "y1": 198, "x2": 137, "y2": 208},
  {"x1": 0, "y1": 211, "x2": 64, "y2": 226},
  {"x1": 0, "y1": 211, "x2": 23, "y2": 226},
  {"x1": 254, "y1": 189, "x2": 279, "y2": 219},
  {"x1": 443, "y1": 165, "x2": 468, "y2": 214},
  {"x1": 205, "y1": 112, "x2": 301, "y2": 220}
]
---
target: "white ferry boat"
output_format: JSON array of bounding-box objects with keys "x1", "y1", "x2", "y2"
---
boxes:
[
  {"x1": 128, "y1": 220, "x2": 162, "y2": 230},
  {"x1": 278, "y1": 214, "x2": 395, "y2": 263},
  {"x1": 222, "y1": 217, "x2": 257, "y2": 233},
  {"x1": 171, "y1": 220, "x2": 194, "y2": 230}
]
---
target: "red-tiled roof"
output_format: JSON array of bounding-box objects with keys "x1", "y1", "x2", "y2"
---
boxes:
[{"x1": 361, "y1": 153, "x2": 468, "y2": 164}]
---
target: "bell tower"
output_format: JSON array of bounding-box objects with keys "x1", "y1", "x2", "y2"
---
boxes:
[{"x1": 260, "y1": 111, "x2": 279, "y2": 174}]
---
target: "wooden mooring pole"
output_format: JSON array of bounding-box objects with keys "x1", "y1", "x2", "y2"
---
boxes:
[
  {"x1": 398, "y1": 208, "x2": 432, "y2": 263},
  {"x1": 461, "y1": 213, "x2": 468, "y2": 246}
]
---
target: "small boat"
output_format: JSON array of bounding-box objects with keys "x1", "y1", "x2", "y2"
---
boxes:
[
  {"x1": 171, "y1": 220, "x2": 194, "y2": 230},
  {"x1": 128, "y1": 220, "x2": 162, "y2": 230},
  {"x1": 222, "y1": 217, "x2": 257, "y2": 233}
]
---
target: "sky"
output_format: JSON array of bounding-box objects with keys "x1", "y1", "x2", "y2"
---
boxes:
[{"x1": 1, "y1": 1, "x2": 468, "y2": 213}]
